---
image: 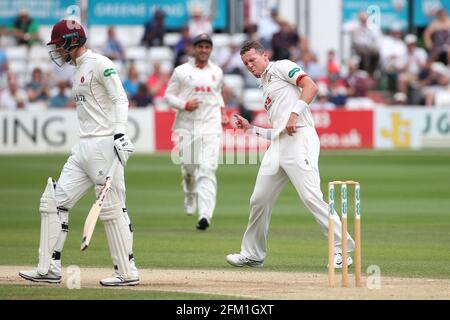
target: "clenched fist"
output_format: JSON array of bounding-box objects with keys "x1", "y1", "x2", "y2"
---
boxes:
[{"x1": 234, "y1": 114, "x2": 253, "y2": 132}]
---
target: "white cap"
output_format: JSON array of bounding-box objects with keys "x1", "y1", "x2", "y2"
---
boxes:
[{"x1": 405, "y1": 34, "x2": 417, "y2": 44}]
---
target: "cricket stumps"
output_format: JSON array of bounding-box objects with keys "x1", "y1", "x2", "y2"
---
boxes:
[{"x1": 328, "y1": 180, "x2": 361, "y2": 288}]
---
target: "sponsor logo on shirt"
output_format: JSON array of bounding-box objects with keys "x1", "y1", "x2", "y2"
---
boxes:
[
  {"x1": 288, "y1": 67, "x2": 301, "y2": 78},
  {"x1": 195, "y1": 85, "x2": 212, "y2": 93},
  {"x1": 75, "y1": 94, "x2": 86, "y2": 102},
  {"x1": 103, "y1": 68, "x2": 116, "y2": 77}
]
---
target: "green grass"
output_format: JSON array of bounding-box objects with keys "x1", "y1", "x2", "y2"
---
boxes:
[
  {"x1": 0, "y1": 285, "x2": 240, "y2": 300},
  {"x1": 1, "y1": 150, "x2": 450, "y2": 298}
]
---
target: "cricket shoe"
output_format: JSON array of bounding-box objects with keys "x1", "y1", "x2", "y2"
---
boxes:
[
  {"x1": 100, "y1": 262, "x2": 140, "y2": 287},
  {"x1": 226, "y1": 253, "x2": 264, "y2": 268},
  {"x1": 184, "y1": 193, "x2": 197, "y2": 216},
  {"x1": 100, "y1": 273, "x2": 140, "y2": 286},
  {"x1": 329, "y1": 252, "x2": 353, "y2": 269},
  {"x1": 196, "y1": 217, "x2": 209, "y2": 230},
  {"x1": 19, "y1": 269, "x2": 61, "y2": 284}
]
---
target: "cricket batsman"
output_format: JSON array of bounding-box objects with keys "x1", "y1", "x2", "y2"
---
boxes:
[
  {"x1": 226, "y1": 40, "x2": 355, "y2": 268},
  {"x1": 165, "y1": 33, "x2": 229, "y2": 230},
  {"x1": 19, "y1": 19, "x2": 139, "y2": 286}
]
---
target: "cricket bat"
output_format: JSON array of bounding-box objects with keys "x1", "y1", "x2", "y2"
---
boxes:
[{"x1": 80, "y1": 157, "x2": 120, "y2": 251}]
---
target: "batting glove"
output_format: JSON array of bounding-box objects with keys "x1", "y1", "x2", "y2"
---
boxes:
[{"x1": 114, "y1": 133, "x2": 135, "y2": 166}]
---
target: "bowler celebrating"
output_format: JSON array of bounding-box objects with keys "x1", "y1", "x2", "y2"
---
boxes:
[{"x1": 227, "y1": 41, "x2": 354, "y2": 268}]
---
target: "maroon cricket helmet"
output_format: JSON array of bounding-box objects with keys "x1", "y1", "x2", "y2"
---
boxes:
[{"x1": 47, "y1": 19, "x2": 87, "y2": 67}]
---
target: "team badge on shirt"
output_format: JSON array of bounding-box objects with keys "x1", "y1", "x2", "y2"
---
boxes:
[
  {"x1": 81, "y1": 76, "x2": 85, "y2": 83},
  {"x1": 264, "y1": 96, "x2": 273, "y2": 111},
  {"x1": 288, "y1": 67, "x2": 301, "y2": 78},
  {"x1": 103, "y1": 68, "x2": 116, "y2": 77}
]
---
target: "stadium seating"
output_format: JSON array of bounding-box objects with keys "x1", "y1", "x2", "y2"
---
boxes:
[
  {"x1": 133, "y1": 60, "x2": 151, "y2": 80},
  {"x1": 115, "y1": 26, "x2": 144, "y2": 47},
  {"x1": 39, "y1": 25, "x2": 53, "y2": 44},
  {"x1": 29, "y1": 45, "x2": 51, "y2": 60},
  {"x1": 223, "y1": 74, "x2": 244, "y2": 97},
  {"x1": 5, "y1": 46, "x2": 28, "y2": 61},
  {"x1": 148, "y1": 46, "x2": 174, "y2": 62},
  {"x1": 242, "y1": 88, "x2": 264, "y2": 111},
  {"x1": 211, "y1": 33, "x2": 231, "y2": 48},
  {"x1": 27, "y1": 61, "x2": 50, "y2": 75},
  {"x1": 88, "y1": 25, "x2": 144, "y2": 48},
  {"x1": 345, "y1": 97, "x2": 377, "y2": 109},
  {"x1": 8, "y1": 60, "x2": 28, "y2": 77},
  {"x1": 88, "y1": 26, "x2": 108, "y2": 48},
  {"x1": 126, "y1": 46, "x2": 147, "y2": 61},
  {"x1": 4, "y1": 21, "x2": 440, "y2": 113},
  {"x1": 434, "y1": 90, "x2": 450, "y2": 107},
  {"x1": 164, "y1": 33, "x2": 181, "y2": 47}
]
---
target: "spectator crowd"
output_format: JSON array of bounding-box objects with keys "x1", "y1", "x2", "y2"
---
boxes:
[{"x1": 1, "y1": 6, "x2": 450, "y2": 111}]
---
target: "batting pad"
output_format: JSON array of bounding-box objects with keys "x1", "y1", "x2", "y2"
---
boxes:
[
  {"x1": 122, "y1": 208, "x2": 134, "y2": 259},
  {"x1": 100, "y1": 207, "x2": 132, "y2": 279},
  {"x1": 53, "y1": 208, "x2": 69, "y2": 255},
  {"x1": 37, "y1": 178, "x2": 61, "y2": 275}
]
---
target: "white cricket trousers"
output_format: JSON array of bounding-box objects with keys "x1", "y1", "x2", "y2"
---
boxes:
[
  {"x1": 240, "y1": 127, "x2": 355, "y2": 262},
  {"x1": 178, "y1": 132, "x2": 221, "y2": 223},
  {"x1": 55, "y1": 136, "x2": 126, "y2": 208},
  {"x1": 53, "y1": 136, "x2": 136, "y2": 278}
]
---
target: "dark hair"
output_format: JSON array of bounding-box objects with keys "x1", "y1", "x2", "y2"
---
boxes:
[{"x1": 240, "y1": 40, "x2": 265, "y2": 55}]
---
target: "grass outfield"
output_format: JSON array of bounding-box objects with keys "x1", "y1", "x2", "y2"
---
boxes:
[
  {"x1": 0, "y1": 150, "x2": 450, "y2": 299},
  {"x1": 0, "y1": 285, "x2": 241, "y2": 300}
]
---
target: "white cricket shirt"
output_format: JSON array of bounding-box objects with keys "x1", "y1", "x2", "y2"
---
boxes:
[
  {"x1": 260, "y1": 60, "x2": 314, "y2": 136},
  {"x1": 165, "y1": 58, "x2": 225, "y2": 134},
  {"x1": 72, "y1": 49, "x2": 128, "y2": 137}
]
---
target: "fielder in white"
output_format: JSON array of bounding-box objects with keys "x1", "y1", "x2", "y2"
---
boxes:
[
  {"x1": 19, "y1": 19, "x2": 139, "y2": 286},
  {"x1": 226, "y1": 41, "x2": 355, "y2": 268},
  {"x1": 165, "y1": 33, "x2": 229, "y2": 230}
]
